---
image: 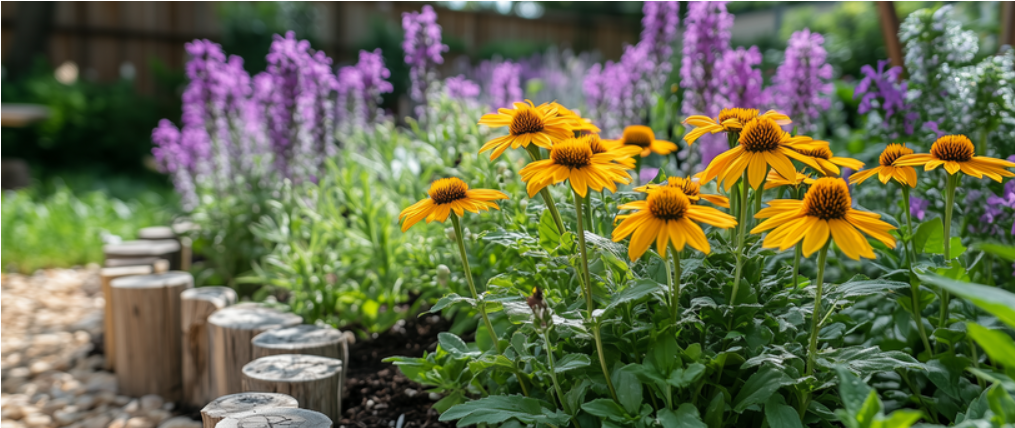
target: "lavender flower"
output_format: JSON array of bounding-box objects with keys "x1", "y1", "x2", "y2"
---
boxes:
[
  {"x1": 261, "y1": 31, "x2": 338, "y2": 182},
  {"x1": 855, "y1": 59, "x2": 919, "y2": 137},
  {"x1": 487, "y1": 60, "x2": 523, "y2": 109},
  {"x1": 771, "y1": 29, "x2": 833, "y2": 131},
  {"x1": 910, "y1": 196, "x2": 929, "y2": 221},
  {"x1": 338, "y1": 49, "x2": 394, "y2": 129},
  {"x1": 444, "y1": 75, "x2": 480, "y2": 100},
  {"x1": 640, "y1": 1, "x2": 680, "y2": 88},
  {"x1": 680, "y1": 1, "x2": 732, "y2": 119},
  {"x1": 402, "y1": 5, "x2": 448, "y2": 110},
  {"x1": 716, "y1": 46, "x2": 764, "y2": 110}
]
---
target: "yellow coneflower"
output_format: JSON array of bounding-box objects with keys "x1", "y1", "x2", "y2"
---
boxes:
[
  {"x1": 478, "y1": 100, "x2": 573, "y2": 160},
  {"x1": 894, "y1": 135, "x2": 1015, "y2": 182},
  {"x1": 764, "y1": 169, "x2": 815, "y2": 190},
  {"x1": 552, "y1": 102, "x2": 601, "y2": 134},
  {"x1": 604, "y1": 125, "x2": 678, "y2": 158},
  {"x1": 793, "y1": 146, "x2": 865, "y2": 177},
  {"x1": 612, "y1": 187, "x2": 736, "y2": 260},
  {"x1": 849, "y1": 143, "x2": 918, "y2": 187},
  {"x1": 588, "y1": 133, "x2": 640, "y2": 169},
  {"x1": 520, "y1": 135, "x2": 632, "y2": 198},
  {"x1": 751, "y1": 177, "x2": 897, "y2": 260},
  {"x1": 701, "y1": 117, "x2": 827, "y2": 190},
  {"x1": 634, "y1": 176, "x2": 730, "y2": 208},
  {"x1": 683, "y1": 108, "x2": 791, "y2": 145},
  {"x1": 399, "y1": 178, "x2": 508, "y2": 232}
]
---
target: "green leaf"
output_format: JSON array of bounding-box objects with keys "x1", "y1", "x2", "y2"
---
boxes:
[
  {"x1": 974, "y1": 242, "x2": 1015, "y2": 262},
  {"x1": 438, "y1": 332, "x2": 478, "y2": 357},
  {"x1": 430, "y1": 293, "x2": 475, "y2": 313},
  {"x1": 856, "y1": 391, "x2": 883, "y2": 428},
  {"x1": 916, "y1": 272, "x2": 1015, "y2": 328},
  {"x1": 764, "y1": 399, "x2": 804, "y2": 428},
  {"x1": 987, "y1": 385, "x2": 1015, "y2": 424},
  {"x1": 835, "y1": 367, "x2": 873, "y2": 418},
  {"x1": 875, "y1": 409, "x2": 921, "y2": 428},
  {"x1": 658, "y1": 404, "x2": 707, "y2": 428},
  {"x1": 651, "y1": 335, "x2": 680, "y2": 374},
  {"x1": 818, "y1": 346, "x2": 923, "y2": 376},
  {"x1": 732, "y1": 365, "x2": 793, "y2": 413},
  {"x1": 967, "y1": 323, "x2": 1015, "y2": 369},
  {"x1": 913, "y1": 218, "x2": 942, "y2": 254},
  {"x1": 538, "y1": 209, "x2": 561, "y2": 253},
  {"x1": 667, "y1": 363, "x2": 706, "y2": 389},
  {"x1": 614, "y1": 366, "x2": 643, "y2": 415},
  {"x1": 927, "y1": 356, "x2": 971, "y2": 401},
  {"x1": 581, "y1": 398, "x2": 629, "y2": 421},
  {"x1": 704, "y1": 392, "x2": 725, "y2": 428},
  {"x1": 554, "y1": 354, "x2": 591, "y2": 373},
  {"x1": 605, "y1": 279, "x2": 663, "y2": 312},
  {"x1": 439, "y1": 395, "x2": 567, "y2": 426}
]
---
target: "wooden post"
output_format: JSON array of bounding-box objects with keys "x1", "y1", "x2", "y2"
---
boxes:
[
  {"x1": 1002, "y1": 2, "x2": 1015, "y2": 52},
  {"x1": 139, "y1": 226, "x2": 192, "y2": 271},
  {"x1": 99, "y1": 265, "x2": 153, "y2": 371},
  {"x1": 182, "y1": 287, "x2": 238, "y2": 407},
  {"x1": 251, "y1": 325, "x2": 349, "y2": 399},
  {"x1": 207, "y1": 306, "x2": 302, "y2": 396},
  {"x1": 200, "y1": 392, "x2": 298, "y2": 428},
  {"x1": 172, "y1": 221, "x2": 199, "y2": 272},
  {"x1": 877, "y1": 1, "x2": 905, "y2": 71},
  {"x1": 105, "y1": 256, "x2": 170, "y2": 272},
  {"x1": 104, "y1": 240, "x2": 181, "y2": 270},
  {"x1": 242, "y1": 355, "x2": 343, "y2": 423},
  {"x1": 214, "y1": 408, "x2": 331, "y2": 428},
  {"x1": 110, "y1": 271, "x2": 193, "y2": 401}
]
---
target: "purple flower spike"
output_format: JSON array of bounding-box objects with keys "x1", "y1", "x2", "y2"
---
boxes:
[
  {"x1": 402, "y1": 5, "x2": 448, "y2": 110},
  {"x1": 772, "y1": 29, "x2": 833, "y2": 131},
  {"x1": 910, "y1": 196, "x2": 929, "y2": 221},
  {"x1": 716, "y1": 46, "x2": 764, "y2": 110}
]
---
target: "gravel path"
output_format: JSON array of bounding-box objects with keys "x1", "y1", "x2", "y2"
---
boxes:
[{"x1": 1, "y1": 267, "x2": 201, "y2": 428}]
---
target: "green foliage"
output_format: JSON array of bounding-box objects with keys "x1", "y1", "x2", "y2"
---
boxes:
[{"x1": 2, "y1": 183, "x2": 175, "y2": 273}]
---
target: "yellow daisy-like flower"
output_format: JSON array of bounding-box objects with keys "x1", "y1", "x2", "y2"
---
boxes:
[
  {"x1": 763, "y1": 169, "x2": 816, "y2": 190},
  {"x1": 520, "y1": 135, "x2": 632, "y2": 198},
  {"x1": 478, "y1": 100, "x2": 573, "y2": 160},
  {"x1": 751, "y1": 177, "x2": 897, "y2": 260},
  {"x1": 588, "y1": 133, "x2": 640, "y2": 169},
  {"x1": 604, "y1": 125, "x2": 678, "y2": 158},
  {"x1": 399, "y1": 178, "x2": 508, "y2": 232},
  {"x1": 792, "y1": 145, "x2": 865, "y2": 177},
  {"x1": 683, "y1": 108, "x2": 792, "y2": 145},
  {"x1": 849, "y1": 143, "x2": 919, "y2": 187},
  {"x1": 633, "y1": 176, "x2": 730, "y2": 208},
  {"x1": 612, "y1": 187, "x2": 737, "y2": 260},
  {"x1": 552, "y1": 102, "x2": 601, "y2": 134},
  {"x1": 893, "y1": 135, "x2": 1015, "y2": 182},
  {"x1": 701, "y1": 117, "x2": 827, "y2": 191}
]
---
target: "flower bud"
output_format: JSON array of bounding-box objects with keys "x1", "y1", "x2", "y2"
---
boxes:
[
  {"x1": 445, "y1": 227, "x2": 456, "y2": 241},
  {"x1": 436, "y1": 264, "x2": 450, "y2": 286}
]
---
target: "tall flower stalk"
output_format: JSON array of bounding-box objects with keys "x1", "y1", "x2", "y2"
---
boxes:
[{"x1": 771, "y1": 29, "x2": 833, "y2": 132}]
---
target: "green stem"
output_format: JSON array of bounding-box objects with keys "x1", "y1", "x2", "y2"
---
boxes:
[
  {"x1": 525, "y1": 145, "x2": 566, "y2": 234},
  {"x1": 542, "y1": 328, "x2": 574, "y2": 416},
  {"x1": 573, "y1": 190, "x2": 618, "y2": 401},
  {"x1": 584, "y1": 192, "x2": 594, "y2": 235},
  {"x1": 667, "y1": 246, "x2": 682, "y2": 326},
  {"x1": 969, "y1": 337, "x2": 986, "y2": 389},
  {"x1": 450, "y1": 215, "x2": 529, "y2": 397},
  {"x1": 901, "y1": 185, "x2": 933, "y2": 357},
  {"x1": 938, "y1": 174, "x2": 958, "y2": 330},
  {"x1": 806, "y1": 243, "x2": 830, "y2": 377},
  {"x1": 792, "y1": 243, "x2": 802, "y2": 289},
  {"x1": 730, "y1": 170, "x2": 752, "y2": 307},
  {"x1": 753, "y1": 170, "x2": 768, "y2": 226}
]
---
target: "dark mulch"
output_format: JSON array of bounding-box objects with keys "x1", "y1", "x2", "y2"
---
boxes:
[{"x1": 340, "y1": 313, "x2": 454, "y2": 428}]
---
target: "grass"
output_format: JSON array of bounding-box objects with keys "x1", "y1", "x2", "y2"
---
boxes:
[{"x1": 2, "y1": 180, "x2": 177, "y2": 273}]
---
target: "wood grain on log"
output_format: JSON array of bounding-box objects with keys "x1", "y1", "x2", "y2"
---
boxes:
[
  {"x1": 99, "y1": 265, "x2": 153, "y2": 371},
  {"x1": 251, "y1": 325, "x2": 349, "y2": 398},
  {"x1": 207, "y1": 306, "x2": 302, "y2": 396},
  {"x1": 138, "y1": 226, "x2": 192, "y2": 270},
  {"x1": 110, "y1": 271, "x2": 193, "y2": 401},
  {"x1": 105, "y1": 239, "x2": 181, "y2": 269},
  {"x1": 241, "y1": 354, "x2": 343, "y2": 423},
  {"x1": 182, "y1": 287, "x2": 238, "y2": 407},
  {"x1": 200, "y1": 392, "x2": 298, "y2": 428},
  {"x1": 214, "y1": 408, "x2": 332, "y2": 428}
]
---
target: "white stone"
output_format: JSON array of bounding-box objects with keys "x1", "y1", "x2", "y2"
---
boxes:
[
  {"x1": 138, "y1": 396, "x2": 162, "y2": 412},
  {"x1": 125, "y1": 417, "x2": 155, "y2": 428},
  {"x1": 22, "y1": 414, "x2": 52, "y2": 428},
  {"x1": 155, "y1": 417, "x2": 201, "y2": 428}
]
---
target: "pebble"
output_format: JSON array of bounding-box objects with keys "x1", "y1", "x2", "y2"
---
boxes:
[{"x1": 0, "y1": 268, "x2": 186, "y2": 428}]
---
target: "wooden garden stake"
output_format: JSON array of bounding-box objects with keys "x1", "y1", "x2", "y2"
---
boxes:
[
  {"x1": 241, "y1": 354, "x2": 343, "y2": 423},
  {"x1": 207, "y1": 305, "x2": 302, "y2": 396},
  {"x1": 200, "y1": 392, "x2": 298, "y2": 428},
  {"x1": 182, "y1": 287, "x2": 238, "y2": 407}
]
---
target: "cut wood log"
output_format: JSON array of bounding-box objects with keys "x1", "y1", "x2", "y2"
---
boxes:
[
  {"x1": 241, "y1": 354, "x2": 343, "y2": 423},
  {"x1": 182, "y1": 287, "x2": 238, "y2": 407},
  {"x1": 110, "y1": 271, "x2": 193, "y2": 401},
  {"x1": 104, "y1": 239, "x2": 181, "y2": 270},
  {"x1": 214, "y1": 408, "x2": 331, "y2": 428},
  {"x1": 200, "y1": 392, "x2": 298, "y2": 428},
  {"x1": 138, "y1": 226, "x2": 192, "y2": 271},
  {"x1": 251, "y1": 325, "x2": 349, "y2": 398},
  {"x1": 207, "y1": 306, "x2": 302, "y2": 396},
  {"x1": 99, "y1": 265, "x2": 153, "y2": 371},
  {"x1": 105, "y1": 256, "x2": 168, "y2": 271}
]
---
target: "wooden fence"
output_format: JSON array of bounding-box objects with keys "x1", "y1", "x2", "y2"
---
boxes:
[{"x1": 1, "y1": 1, "x2": 640, "y2": 95}]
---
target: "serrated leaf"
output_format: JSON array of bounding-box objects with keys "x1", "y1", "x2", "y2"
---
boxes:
[
  {"x1": 430, "y1": 293, "x2": 475, "y2": 313},
  {"x1": 606, "y1": 279, "x2": 664, "y2": 312},
  {"x1": 829, "y1": 275, "x2": 909, "y2": 300},
  {"x1": 917, "y1": 272, "x2": 1015, "y2": 328},
  {"x1": 817, "y1": 346, "x2": 923, "y2": 376},
  {"x1": 438, "y1": 332, "x2": 478, "y2": 357}
]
